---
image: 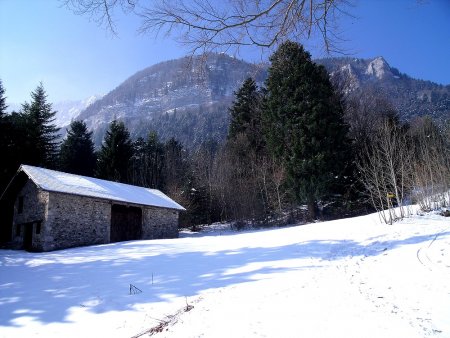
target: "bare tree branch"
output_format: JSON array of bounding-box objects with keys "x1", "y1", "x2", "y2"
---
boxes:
[{"x1": 62, "y1": 0, "x2": 350, "y2": 54}]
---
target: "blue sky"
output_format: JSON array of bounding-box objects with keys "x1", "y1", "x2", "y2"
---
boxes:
[{"x1": 0, "y1": 0, "x2": 449, "y2": 104}]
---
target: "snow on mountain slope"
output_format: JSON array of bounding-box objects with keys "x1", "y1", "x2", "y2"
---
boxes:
[
  {"x1": 53, "y1": 95, "x2": 102, "y2": 128},
  {"x1": 365, "y1": 56, "x2": 392, "y2": 80},
  {"x1": 76, "y1": 54, "x2": 267, "y2": 145},
  {"x1": 0, "y1": 210, "x2": 449, "y2": 338}
]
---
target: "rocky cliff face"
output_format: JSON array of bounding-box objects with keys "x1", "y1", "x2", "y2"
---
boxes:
[
  {"x1": 316, "y1": 57, "x2": 449, "y2": 123},
  {"x1": 365, "y1": 56, "x2": 392, "y2": 80}
]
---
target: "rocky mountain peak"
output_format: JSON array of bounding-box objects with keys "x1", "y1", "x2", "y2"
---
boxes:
[
  {"x1": 365, "y1": 56, "x2": 392, "y2": 80},
  {"x1": 331, "y1": 64, "x2": 361, "y2": 93}
]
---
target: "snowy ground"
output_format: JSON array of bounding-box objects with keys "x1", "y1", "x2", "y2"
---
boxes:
[{"x1": 0, "y1": 210, "x2": 449, "y2": 338}]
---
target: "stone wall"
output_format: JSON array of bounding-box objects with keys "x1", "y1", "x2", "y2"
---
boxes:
[
  {"x1": 45, "y1": 192, "x2": 111, "y2": 251},
  {"x1": 142, "y1": 206, "x2": 179, "y2": 239},
  {"x1": 12, "y1": 179, "x2": 49, "y2": 251},
  {"x1": 11, "y1": 179, "x2": 179, "y2": 251},
  {"x1": 46, "y1": 194, "x2": 179, "y2": 250}
]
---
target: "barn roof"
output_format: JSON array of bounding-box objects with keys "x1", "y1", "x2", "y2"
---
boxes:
[{"x1": 4, "y1": 165, "x2": 185, "y2": 211}]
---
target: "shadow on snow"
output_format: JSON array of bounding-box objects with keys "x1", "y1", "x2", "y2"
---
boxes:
[{"x1": 0, "y1": 226, "x2": 448, "y2": 327}]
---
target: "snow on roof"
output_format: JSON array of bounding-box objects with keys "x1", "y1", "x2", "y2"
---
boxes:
[{"x1": 18, "y1": 165, "x2": 185, "y2": 211}]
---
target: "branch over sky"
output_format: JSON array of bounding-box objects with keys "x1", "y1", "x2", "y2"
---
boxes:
[{"x1": 63, "y1": 0, "x2": 349, "y2": 54}]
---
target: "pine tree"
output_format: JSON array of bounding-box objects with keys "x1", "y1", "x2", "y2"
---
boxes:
[
  {"x1": 129, "y1": 137, "x2": 147, "y2": 186},
  {"x1": 229, "y1": 78, "x2": 257, "y2": 137},
  {"x1": 164, "y1": 137, "x2": 186, "y2": 187},
  {"x1": 263, "y1": 41, "x2": 350, "y2": 219},
  {"x1": 225, "y1": 78, "x2": 270, "y2": 220},
  {"x1": 163, "y1": 137, "x2": 190, "y2": 214},
  {"x1": 96, "y1": 120, "x2": 133, "y2": 183},
  {"x1": 20, "y1": 83, "x2": 60, "y2": 167},
  {"x1": 59, "y1": 120, "x2": 96, "y2": 176},
  {"x1": 228, "y1": 77, "x2": 266, "y2": 153},
  {"x1": 0, "y1": 79, "x2": 13, "y2": 192},
  {"x1": 0, "y1": 79, "x2": 7, "y2": 118},
  {"x1": 129, "y1": 132, "x2": 165, "y2": 189},
  {"x1": 144, "y1": 131, "x2": 165, "y2": 189}
]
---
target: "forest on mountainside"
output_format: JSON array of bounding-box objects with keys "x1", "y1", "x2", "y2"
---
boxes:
[{"x1": 66, "y1": 54, "x2": 449, "y2": 150}]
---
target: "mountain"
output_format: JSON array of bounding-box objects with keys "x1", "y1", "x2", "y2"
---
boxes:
[
  {"x1": 316, "y1": 56, "x2": 450, "y2": 123},
  {"x1": 53, "y1": 95, "x2": 102, "y2": 129},
  {"x1": 7, "y1": 95, "x2": 102, "y2": 130},
  {"x1": 77, "y1": 53, "x2": 267, "y2": 146},
  {"x1": 77, "y1": 54, "x2": 449, "y2": 148}
]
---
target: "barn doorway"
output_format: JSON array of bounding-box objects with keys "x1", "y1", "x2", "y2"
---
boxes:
[{"x1": 110, "y1": 204, "x2": 142, "y2": 242}]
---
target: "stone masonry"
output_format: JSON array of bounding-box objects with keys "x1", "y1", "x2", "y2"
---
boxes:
[
  {"x1": 45, "y1": 192, "x2": 111, "y2": 251},
  {"x1": 12, "y1": 180, "x2": 48, "y2": 251},
  {"x1": 11, "y1": 178, "x2": 180, "y2": 251},
  {"x1": 142, "y1": 206, "x2": 179, "y2": 239}
]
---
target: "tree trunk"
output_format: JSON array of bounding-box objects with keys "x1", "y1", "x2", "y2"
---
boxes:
[{"x1": 307, "y1": 198, "x2": 317, "y2": 221}]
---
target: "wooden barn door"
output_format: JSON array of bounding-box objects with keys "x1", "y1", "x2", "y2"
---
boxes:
[{"x1": 110, "y1": 205, "x2": 142, "y2": 243}]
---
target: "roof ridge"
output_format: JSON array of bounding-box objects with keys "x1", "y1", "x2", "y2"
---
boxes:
[{"x1": 16, "y1": 165, "x2": 185, "y2": 211}]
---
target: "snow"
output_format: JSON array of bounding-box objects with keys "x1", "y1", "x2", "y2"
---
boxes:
[
  {"x1": 12, "y1": 165, "x2": 185, "y2": 211},
  {"x1": 1, "y1": 210, "x2": 449, "y2": 338},
  {"x1": 53, "y1": 95, "x2": 102, "y2": 128},
  {"x1": 365, "y1": 56, "x2": 391, "y2": 79}
]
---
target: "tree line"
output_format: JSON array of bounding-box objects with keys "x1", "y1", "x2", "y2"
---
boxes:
[{"x1": 1, "y1": 41, "x2": 449, "y2": 228}]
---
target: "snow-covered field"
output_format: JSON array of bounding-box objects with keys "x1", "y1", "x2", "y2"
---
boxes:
[{"x1": 1, "y1": 210, "x2": 449, "y2": 338}]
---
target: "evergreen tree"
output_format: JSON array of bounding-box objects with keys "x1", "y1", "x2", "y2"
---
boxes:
[
  {"x1": 59, "y1": 120, "x2": 96, "y2": 176},
  {"x1": 0, "y1": 79, "x2": 13, "y2": 192},
  {"x1": 129, "y1": 137, "x2": 147, "y2": 186},
  {"x1": 163, "y1": 138, "x2": 191, "y2": 222},
  {"x1": 96, "y1": 120, "x2": 133, "y2": 183},
  {"x1": 129, "y1": 132, "x2": 165, "y2": 189},
  {"x1": 0, "y1": 79, "x2": 6, "y2": 118},
  {"x1": 229, "y1": 78, "x2": 261, "y2": 141},
  {"x1": 225, "y1": 78, "x2": 271, "y2": 220},
  {"x1": 164, "y1": 137, "x2": 187, "y2": 188},
  {"x1": 263, "y1": 41, "x2": 350, "y2": 219},
  {"x1": 144, "y1": 131, "x2": 165, "y2": 189},
  {"x1": 20, "y1": 83, "x2": 60, "y2": 167}
]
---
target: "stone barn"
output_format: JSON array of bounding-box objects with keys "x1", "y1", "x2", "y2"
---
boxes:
[{"x1": 0, "y1": 165, "x2": 185, "y2": 252}]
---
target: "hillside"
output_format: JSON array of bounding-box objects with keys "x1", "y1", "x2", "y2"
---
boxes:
[
  {"x1": 316, "y1": 56, "x2": 450, "y2": 123},
  {"x1": 1, "y1": 209, "x2": 449, "y2": 337},
  {"x1": 52, "y1": 95, "x2": 102, "y2": 128},
  {"x1": 73, "y1": 54, "x2": 449, "y2": 147},
  {"x1": 76, "y1": 54, "x2": 267, "y2": 146}
]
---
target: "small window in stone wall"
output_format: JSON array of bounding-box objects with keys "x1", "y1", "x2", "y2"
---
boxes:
[
  {"x1": 36, "y1": 221, "x2": 41, "y2": 235},
  {"x1": 16, "y1": 224, "x2": 21, "y2": 236},
  {"x1": 18, "y1": 196, "x2": 24, "y2": 214}
]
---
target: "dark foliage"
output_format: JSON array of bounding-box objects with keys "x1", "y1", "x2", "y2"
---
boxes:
[
  {"x1": 263, "y1": 41, "x2": 351, "y2": 219},
  {"x1": 0, "y1": 83, "x2": 60, "y2": 193},
  {"x1": 129, "y1": 132, "x2": 165, "y2": 189},
  {"x1": 0, "y1": 79, "x2": 13, "y2": 192},
  {"x1": 96, "y1": 120, "x2": 133, "y2": 183},
  {"x1": 59, "y1": 120, "x2": 96, "y2": 176},
  {"x1": 19, "y1": 83, "x2": 60, "y2": 168}
]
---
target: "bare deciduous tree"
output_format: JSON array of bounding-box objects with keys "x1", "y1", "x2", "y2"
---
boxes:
[
  {"x1": 356, "y1": 116, "x2": 413, "y2": 225},
  {"x1": 63, "y1": 0, "x2": 349, "y2": 54},
  {"x1": 409, "y1": 117, "x2": 450, "y2": 211}
]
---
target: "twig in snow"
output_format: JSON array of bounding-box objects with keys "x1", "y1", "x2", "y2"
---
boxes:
[{"x1": 130, "y1": 284, "x2": 142, "y2": 295}]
